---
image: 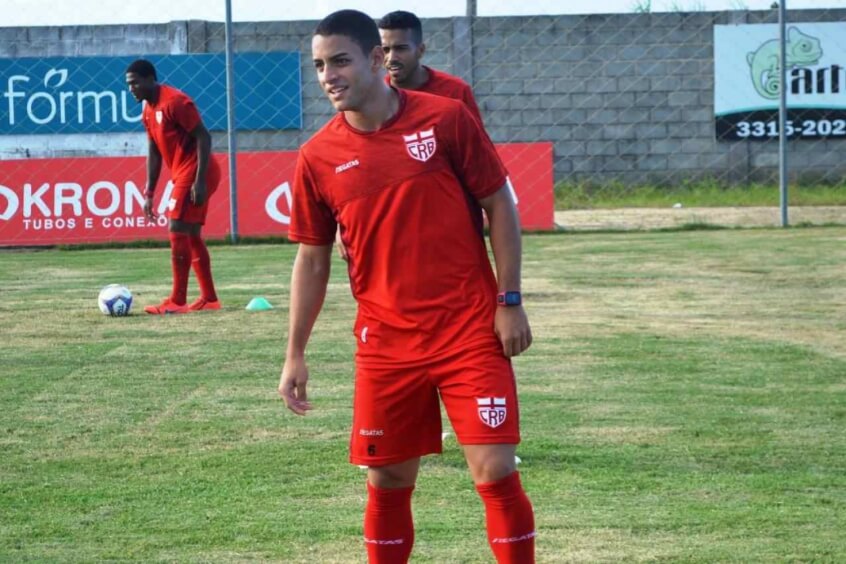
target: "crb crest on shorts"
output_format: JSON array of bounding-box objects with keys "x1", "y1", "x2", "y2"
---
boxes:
[
  {"x1": 403, "y1": 129, "x2": 437, "y2": 162},
  {"x1": 477, "y1": 397, "x2": 507, "y2": 428}
]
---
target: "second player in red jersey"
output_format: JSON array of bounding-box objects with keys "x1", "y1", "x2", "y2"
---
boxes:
[{"x1": 378, "y1": 10, "x2": 483, "y2": 124}]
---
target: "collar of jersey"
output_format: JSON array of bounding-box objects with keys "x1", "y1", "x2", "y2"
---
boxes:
[{"x1": 340, "y1": 87, "x2": 407, "y2": 136}]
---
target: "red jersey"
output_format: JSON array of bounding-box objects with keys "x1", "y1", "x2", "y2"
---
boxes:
[
  {"x1": 142, "y1": 84, "x2": 216, "y2": 186},
  {"x1": 290, "y1": 90, "x2": 507, "y2": 367},
  {"x1": 386, "y1": 66, "x2": 484, "y2": 125}
]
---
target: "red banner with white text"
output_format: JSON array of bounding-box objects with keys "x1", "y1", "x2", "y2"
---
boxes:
[{"x1": 0, "y1": 142, "x2": 553, "y2": 246}]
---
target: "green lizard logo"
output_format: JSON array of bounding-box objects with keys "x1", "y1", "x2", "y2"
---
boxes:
[{"x1": 746, "y1": 26, "x2": 823, "y2": 99}]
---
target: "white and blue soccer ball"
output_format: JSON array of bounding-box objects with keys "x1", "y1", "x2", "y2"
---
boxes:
[{"x1": 98, "y1": 284, "x2": 133, "y2": 316}]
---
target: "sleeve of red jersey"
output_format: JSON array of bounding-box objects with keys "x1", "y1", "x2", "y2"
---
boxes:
[
  {"x1": 287, "y1": 150, "x2": 337, "y2": 245},
  {"x1": 461, "y1": 85, "x2": 485, "y2": 126},
  {"x1": 446, "y1": 102, "x2": 507, "y2": 200},
  {"x1": 173, "y1": 95, "x2": 203, "y2": 133}
]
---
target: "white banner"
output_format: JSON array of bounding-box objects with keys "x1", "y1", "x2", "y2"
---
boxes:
[{"x1": 714, "y1": 22, "x2": 846, "y2": 141}]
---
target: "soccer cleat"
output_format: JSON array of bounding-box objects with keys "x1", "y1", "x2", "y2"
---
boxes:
[
  {"x1": 188, "y1": 297, "x2": 222, "y2": 312},
  {"x1": 144, "y1": 299, "x2": 189, "y2": 315}
]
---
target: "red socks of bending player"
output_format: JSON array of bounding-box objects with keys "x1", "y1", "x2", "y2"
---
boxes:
[
  {"x1": 169, "y1": 232, "x2": 191, "y2": 305},
  {"x1": 189, "y1": 235, "x2": 217, "y2": 301},
  {"x1": 364, "y1": 482, "x2": 415, "y2": 564},
  {"x1": 475, "y1": 471, "x2": 536, "y2": 564}
]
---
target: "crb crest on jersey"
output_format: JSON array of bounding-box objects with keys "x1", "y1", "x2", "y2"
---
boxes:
[
  {"x1": 477, "y1": 397, "x2": 507, "y2": 428},
  {"x1": 155, "y1": 110, "x2": 163, "y2": 124},
  {"x1": 403, "y1": 129, "x2": 437, "y2": 162}
]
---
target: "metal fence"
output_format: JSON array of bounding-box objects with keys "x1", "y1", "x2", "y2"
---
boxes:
[{"x1": 1, "y1": 2, "x2": 845, "y2": 245}]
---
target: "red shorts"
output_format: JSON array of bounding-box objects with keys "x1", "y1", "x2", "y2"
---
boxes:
[
  {"x1": 166, "y1": 161, "x2": 221, "y2": 225},
  {"x1": 349, "y1": 346, "x2": 521, "y2": 467}
]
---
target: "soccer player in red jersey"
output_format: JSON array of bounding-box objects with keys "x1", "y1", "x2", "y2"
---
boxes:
[
  {"x1": 125, "y1": 60, "x2": 222, "y2": 314},
  {"x1": 378, "y1": 10, "x2": 484, "y2": 125},
  {"x1": 278, "y1": 10, "x2": 536, "y2": 563}
]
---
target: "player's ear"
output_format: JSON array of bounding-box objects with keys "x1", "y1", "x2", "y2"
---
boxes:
[
  {"x1": 418, "y1": 42, "x2": 426, "y2": 59},
  {"x1": 369, "y1": 44, "x2": 384, "y2": 72}
]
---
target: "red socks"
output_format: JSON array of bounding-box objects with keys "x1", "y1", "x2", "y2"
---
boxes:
[
  {"x1": 362, "y1": 474, "x2": 534, "y2": 563},
  {"x1": 475, "y1": 472, "x2": 536, "y2": 564},
  {"x1": 189, "y1": 235, "x2": 217, "y2": 301},
  {"x1": 168, "y1": 232, "x2": 191, "y2": 305},
  {"x1": 364, "y1": 482, "x2": 414, "y2": 564}
]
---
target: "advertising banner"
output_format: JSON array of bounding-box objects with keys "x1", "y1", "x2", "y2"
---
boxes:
[
  {"x1": 0, "y1": 52, "x2": 301, "y2": 134},
  {"x1": 0, "y1": 142, "x2": 555, "y2": 246},
  {"x1": 714, "y1": 22, "x2": 846, "y2": 141}
]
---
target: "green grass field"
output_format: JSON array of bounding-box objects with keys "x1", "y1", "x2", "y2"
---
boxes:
[
  {"x1": 2, "y1": 228, "x2": 845, "y2": 562},
  {"x1": 555, "y1": 180, "x2": 846, "y2": 209}
]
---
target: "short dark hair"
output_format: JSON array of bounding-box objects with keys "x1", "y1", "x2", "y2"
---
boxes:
[
  {"x1": 378, "y1": 11, "x2": 423, "y2": 44},
  {"x1": 315, "y1": 10, "x2": 381, "y2": 57},
  {"x1": 126, "y1": 59, "x2": 157, "y2": 80}
]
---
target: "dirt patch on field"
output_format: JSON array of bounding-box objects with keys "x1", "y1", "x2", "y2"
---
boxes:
[{"x1": 555, "y1": 206, "x2": 846, "y2": 231}]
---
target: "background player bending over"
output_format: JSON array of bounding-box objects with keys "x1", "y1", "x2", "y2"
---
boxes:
[{"x1": 125, "y1": 59, "x2": 222, "y2": 314}]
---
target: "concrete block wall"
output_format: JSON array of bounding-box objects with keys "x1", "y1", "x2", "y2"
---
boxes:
[{"x1": 1, "y1": 9, "x2": 845, "y2": 186}]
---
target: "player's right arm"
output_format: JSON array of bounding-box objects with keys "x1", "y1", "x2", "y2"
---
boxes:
[
  {"x1": 278, "y1": 242, "x2": 333, "y2": 415},
  {"x1": 144, "y1": 137, "x2": 163, "y2": 220}
]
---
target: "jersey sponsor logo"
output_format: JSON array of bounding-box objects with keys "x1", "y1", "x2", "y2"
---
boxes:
[
  {"x1": 155, "y1": 110, "x2": 163, "y2": 124},
  {"x1": 403, "y1": 129, "x2": 437, "y2": 162},
  {"x1": 359, "y1": 428, "x2": 384, "y2": 436},
  {"x1": 335, "y1": 159, "x2": 360, "y2": 174},
  {"x1": 477, "y1": 397, "x2": 507, "y2": 428}
]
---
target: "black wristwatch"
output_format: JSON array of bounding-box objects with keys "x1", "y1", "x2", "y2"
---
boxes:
[{"x1": 497, "y1": 291, "x2": 522, "y2": 306}]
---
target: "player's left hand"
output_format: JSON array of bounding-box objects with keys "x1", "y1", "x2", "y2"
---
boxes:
[
  {"x1": 278, "y1": 356, "x2": 312, "y2": 416},
  {"x1": 495, "y1": 306, "x2": 532, "y2": 357},
  {"x1": 143, "y1": 196, "x2": 156, "y2": 220},
  {"x1": 335, "y1": 226, "x2": 349, "y2": 261},
  {"x1": 191, "y1": 179, "x2": 207, "y2": 206}
]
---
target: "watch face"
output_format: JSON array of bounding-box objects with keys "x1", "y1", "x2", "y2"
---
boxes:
[{"x1": 499, "y1": 292, "x2": 521, "y2": 306}]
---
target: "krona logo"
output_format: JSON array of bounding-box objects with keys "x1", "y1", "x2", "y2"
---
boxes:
[
  {"x1": 0, "y1": 180, "x2": 173, "y2": 221},
  {"x1": 0, "y1": 179, "x2": 295, "y2": 225}
]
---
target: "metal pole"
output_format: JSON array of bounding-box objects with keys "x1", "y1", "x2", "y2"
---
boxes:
[
  {"x1": 224, "y1": 0, "x2": 239, "y2": 242},
  {"x1": 466, "y1": 0, "x2": 477, "y2": 17},
  {"x1": 778, "y1": 0, "x2": 788, "y2": 227}
]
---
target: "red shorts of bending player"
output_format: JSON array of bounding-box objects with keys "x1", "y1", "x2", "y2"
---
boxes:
[
  {"x1": 165, "y1": 160, "x2": 221, "y2": 225},
  {"x1": 349, "y1": 345, "x2": 521, "y2": 467}
]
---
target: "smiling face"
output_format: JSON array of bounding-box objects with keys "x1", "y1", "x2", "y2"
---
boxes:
[
  {"x1": 125, "y1": 72, "x2": 157, "y2": 103},
  {"x1": 312, "y1": 33, "x2": 384, "y2": 113},
  {"x1": 380, "y1": 28, "x2": 425, "y2": 87}
]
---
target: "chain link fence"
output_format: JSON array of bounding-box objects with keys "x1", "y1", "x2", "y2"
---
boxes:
[{"x1": 1, "y1": 2, "x2": 845, "y2": 244}]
